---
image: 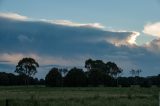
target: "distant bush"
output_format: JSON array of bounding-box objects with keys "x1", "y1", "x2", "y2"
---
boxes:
[
  {"x1": 140, "y1": 79, "x2": 152, "y2": 88},
  {"x1": 0, "y1": 72, "x2": 9, "y2": 85},
  {"x1": 45, "y1": 68, "x2": 62, "y2": 87},
  {"x1": 104, "y1": 75, "x2": 115, "y2": 87},
  {"x1": 88, "y1": 69, "x2": 106, "y2": 87},
  {"x1": 119, "y1": 77, "x2": 131, "y2": 87},
  {"x1": 64, "y1": 67, "x2": 87, "y2": 87}
]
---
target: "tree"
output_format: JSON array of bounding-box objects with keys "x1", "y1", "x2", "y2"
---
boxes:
[
  {"x1": 0, "y1": 72, "x2": 9, "y2": 85},
  {"x1": 106, "y1": 62, "x2": 123, "y2": 78},
  {"x1": 130, "y1": 69, "x2": 142, "y2": 77},
  {"x1": 85, "y1": 59, "x2": 122, "y2": 77},
  {"x1": 85, "y1": 59, "x2": 93, "y2": 71},
  {"x1": 118, "y1": 77, "x2": 131, "y2": 87},
  {"x1": 106, "y1": 62, "x2": 123, "y2": 86},
  {"x1": 39, "y1": 79, "x2": 45, "y2": 85},
  {"x1": 8, "y1": 73, "x2": 17, "y2": 85},
  {"x1": 85, "y1": 59, "x2": 123, "y2": 87},
  {"x1": 85, "y1": 59, "x2": 106, "y2": 72},
  {"x1": 130, "y1": 69, "x2": 142, "y2": 85},
  {"x1": 136, "y1": 69, "x2": 142, "y2": 77},
  {"x1": 45, "y1": 68, "x2": 62, "y2": 87},
  {"x1": 58, "y1": 68, "x2": 68, "y2": 76},
  {"x1": 156, "y1": 74, "x2": 160, "y2": 87},
  {"x1": 88, "y1": 69, "x2": 106, "y2": 86},
  {"x1": 64, "y1": 67, "x2": 87, "y2": 87},
  {"x1": 15, "y1": 57, "x2": 39, "y2": 85},
  {"x1": 140, "y1": 78, "x2": 152, "y2": 88},
  {"x1": 130, "y1": 69, "x2": 136, "y2": 77}
]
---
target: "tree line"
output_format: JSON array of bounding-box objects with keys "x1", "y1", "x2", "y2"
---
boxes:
[{"x1": 0, "y1": 57, "x2": 159, "y2": 87}]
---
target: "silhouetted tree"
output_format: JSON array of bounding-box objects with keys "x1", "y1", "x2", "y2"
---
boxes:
[
  {"x1": 45, "y1": 68, "x2": 62, "y2": 87},
  {"x1": 17, "y1": 74, "x2": 28, "y2": 85},
  {"x1": 85, "y1": 59, "x2": 123, "y2": 87},
  {"x1": 85, "y1": 59, "x2": 93, "y2": 71},
  {"x1": 157, "y1": 74, "x2": 160, "y2": 87},
  {"x1": 85, "y1": 59, "x2": 106, "y2": 73},
  {"x1": 106, "y1": 62, "x2": 123, "y2": 86},
  {"x1": 130, "y1": 69, "x2": 136, "y2": 77},
  {"x1": 39, "y1": 79, "x2": 45, "y2": 85},
  {"x1": 118, "y1": 77, "x2": 131, "y2": 87},
  {"x1": 88, "y1": 69, "x2": 106, "y2": 86},
  {"x1": 136, "y1": 69, "x2": 142, "y2": 77},
  {"x1": 106, "y1": 62, "x2": 123, "y2": 78},
  {"x1": 0, "y1": 72, "x2": 9, "y2": 85},
  {"x1": 64, "y1": 67, "x2": 87, "y2": 87},
  {"x1": 8, "y1": 73, "x2": 17, "y2": 85},
  {"x1": 85, "y1": 59, "x2": 122, "y2": 77},
  {"x1": 130, "y1": 69, "x2": 142, "y2": 77},
  {"x1": 15, "y1": 57, "x2": 39, "y2": 85},
  {"x1": 140, "y1": 78, "x2": 152, "y2": 88},
  {"x1": 130, "y1": 69, "x2": 142, "y2": 85},
  {"x1": 59, "y1": 68, "x2": 68, "y2": 76}
]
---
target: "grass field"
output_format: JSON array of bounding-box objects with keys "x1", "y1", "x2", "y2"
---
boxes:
[{"x1": 0, "y1": 86, "x2": 159, "y2": 106}]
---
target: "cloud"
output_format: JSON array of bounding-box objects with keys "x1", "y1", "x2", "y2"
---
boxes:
[
  {"x1": 0, "y1": 12, "x2": 160, "y2": 78},
  {"x1": 127, "y1": 32, "x2": 140, "y2": 44},
  {"x1": 42, "y1": 19, "x2": 105, "y2": 29},
  {"x1": 0, "y1": 53, "x2": 80, "y2": 66},
  {"x1": 0, "y1": 12, "x2": 28, "y2": 21},
  {"x1": 143, "y1": 22, "x2": 160, "y2": 37},
  {"x1": 106, "y1": 31, "x2": 140, "y2": 46},
  {"x1": 145, "y1": 38, "x2": 160, "y2": 53},
  {"x1": 0, "y1": 53, "x2": 38, "y2": 65}
]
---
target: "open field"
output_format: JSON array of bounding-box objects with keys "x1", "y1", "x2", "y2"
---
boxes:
[{"x1": 0, "y1": 86, "x2": 159, "y2": 106}]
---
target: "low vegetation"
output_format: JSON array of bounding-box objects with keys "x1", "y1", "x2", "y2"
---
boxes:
[{"x1": 0, "y1": 86, "x2": 159, "y2": 106}]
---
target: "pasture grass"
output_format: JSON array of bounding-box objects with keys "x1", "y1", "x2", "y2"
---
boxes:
[{"x1": 0, "y1": 86, "x2": 159, "y2": 106}]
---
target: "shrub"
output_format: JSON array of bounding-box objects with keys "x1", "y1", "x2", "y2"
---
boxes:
[
  {"x1": 45, "y1": 68, "x2": 62, "y2": 87},
  {"x1": 64, "y1": 67, "x2": 87, "y2": 87},
  {"x1": 140, "y1": 79, "x2": 152, "y2": 88}
]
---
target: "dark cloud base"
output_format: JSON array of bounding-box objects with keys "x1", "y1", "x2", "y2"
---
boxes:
[{"x1": 0, "y1": 15, "x2": 160, "y2": 78}]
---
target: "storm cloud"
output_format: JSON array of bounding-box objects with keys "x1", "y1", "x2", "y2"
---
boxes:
[{"x1": 0, "y1": 13, "x2": 159, "y2": 78}]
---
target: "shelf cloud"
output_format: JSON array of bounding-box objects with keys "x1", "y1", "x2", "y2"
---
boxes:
[{"x1": 0, "y1": 12, "x2": 160, "y2": 77}]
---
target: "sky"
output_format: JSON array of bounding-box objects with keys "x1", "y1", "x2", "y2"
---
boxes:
[{"x1": 0, "y1": 0, "x2": 160, "y2": 78}]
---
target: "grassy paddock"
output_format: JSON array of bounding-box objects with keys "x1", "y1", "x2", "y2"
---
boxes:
[{"x1": 0, "y1": 86, "x2": 159, "y2": 106}]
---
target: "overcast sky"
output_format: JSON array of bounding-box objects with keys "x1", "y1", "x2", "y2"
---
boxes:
[{"x1": 0, "y1": 0, "x2": 160, "y2": 78}]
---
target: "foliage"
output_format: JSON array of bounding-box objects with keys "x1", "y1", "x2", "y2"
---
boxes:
[
  {"x1": 0, "y1": 72, "x2": 9, "y2": 85},
  {"x1": 45, "y1": 68, "x2": 62, "y2": 87},
  {"x1": 106, "y1": 61, "x2": 123, "y2": 78},
  {"x1": 15, "y1": 57, "x2": 39, "y2": 77},
  {"x1": 64, "y1": 67, "x2": 87, "y2": 87},
  {"x1": 85, "y1": 59, "x2": 123, "y2": 78},
  {"x1": 118, "y1": 77, "x2": 131, "y2": 87},
  {"x1": 87, "y1": 69, "x2": 106, "y2": 86},
  {"x1": 140, "y1": 79, "x2": 152, "y2": 88},
  {"x1": 0, "y1": 58, "x2": 159, "y2": 87}
]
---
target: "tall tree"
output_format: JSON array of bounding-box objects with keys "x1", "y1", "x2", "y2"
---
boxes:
[
  {"x1": 15, "y1": 57, "x2": 39, "y2": 85},
  {"x1": 106, "y1": 62, "x2": 123, "y2": 78},
  {"x1": 88, "y1": 69, "x2": 107, "y2": 86},
  {"x1": 130, "y1": 69, "x2": 136, "y2": 77},
  {"x1": 130, "y1": 69, "x2": 142, "y2": 85},
  {"x1": 106, "y1": 62, "x2": 123, "y2": 86},
  {"x1": 85, "y1": 59, "x2": 106, "y2": 73},
  {"x1": 64, "y1": 67, "x2": 87, "y2": 87},
  {"x1": 85, "y1": 59, "x2": 93, "y2": 71},
  {"x1": 45, "y1": 68, "x2": 62, "y2": 87},
  {"x1": 0, "y1": 72, "x2": 9, "y2": 86}
]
